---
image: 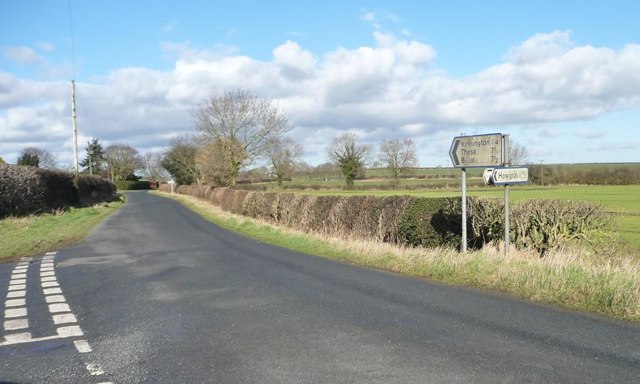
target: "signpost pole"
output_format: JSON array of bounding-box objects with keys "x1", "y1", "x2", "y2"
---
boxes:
[
  {"x1": 503, "y1": 135, "x2": 510, "y2": 258},
  {"x1": 461, "y1": 167, "x2": 467, "y2": 253},
  {"x1": 449, "y1": 133, "x2": 503, "y2": 254}
]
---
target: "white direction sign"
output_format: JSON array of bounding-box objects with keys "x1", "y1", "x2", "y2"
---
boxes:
[
  {"x1": 492, "y1": 167, "x2": 529, "y2": 185},
  {"x1": 449, "y1": 133, "x2": 503, "y2": 168}
]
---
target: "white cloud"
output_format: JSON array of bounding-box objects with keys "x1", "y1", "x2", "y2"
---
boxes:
[
  {"x1": 576, "y1": 129, "x2": 605, "y2": 139},
  {"x1": 37, "y1": 42, "x2": 56, "y2": 53},
  {"x1": 2, "y1": 30, "x2": 640, "y2": 167},
  {"x1": 161, "y1": 21, "x2": 177, "y2": 34},
  {"x1": 2, "y1": 46, "x2": 43, "y2": 65}
]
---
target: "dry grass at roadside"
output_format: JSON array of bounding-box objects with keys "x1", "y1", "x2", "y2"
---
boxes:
[{"x1": 156, "y1": 191, "x2": 640, "y2": 323}]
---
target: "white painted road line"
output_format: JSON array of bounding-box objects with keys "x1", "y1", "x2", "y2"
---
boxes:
[
  {"x1": 3, "y1": 332, "x2": 32, "y2": 343},
  {"x1": 74, "y1": 339, "x2": 92, "y2": 353},
  {"x1": 4, "y1": 319, "x2": 29, "y2": 331},
  {"x1": 5, "y1": 299, "x2": 26, "y2": 307},
  {"x1": 2, "y1": 252, "x2": 112, "y2": 382},
  {"x1": 4, "y1": 308, "x2": 27, "y2": 318},
  {"x1": 53, "y1": 313, "x2": 77, "y2": 325},
  {"x1": 8, "y1": 284, "x2": 26, "y2": 291},
  {"x1": 43, "y1": 287, "x2": 62, "y2": 295},
  {"x1": 48, "y1": 303, "x2": 71, "y2": 313},
  {"x1": 86, "y1": 363, "x2": 105, "y2": 376},
  {"x1": 6, "y1": 290, "x2": 26, "y2": 298},
  {"x1": 45, "y1": 295, "x2": 66, "y2": 303},
  {"x1": 57, "y1": 325, "x2": 84, "y2": 337},
  {"x1": 0, "y1": 333, "x2": 79, "y2": 346},
  {"x1": 11, "y1": 273, "x2": 27, "y2": 279}
]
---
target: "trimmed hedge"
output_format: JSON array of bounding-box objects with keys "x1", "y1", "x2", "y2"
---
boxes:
[
  {"x1": 77, "y1": 175, "x2": 118, "y2": 206},
  {"x1": 162, "y1": 184, "x2": 612, "y2": 254},
  {"x1": 0, "y1": 164, "x2": 117, "y2": 218},
  {"x1": 114, "y1": 180, "x2": 151, "y2": 191}
]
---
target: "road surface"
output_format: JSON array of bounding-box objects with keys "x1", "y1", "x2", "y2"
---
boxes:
[{"x1": 2, "y1": 191, "x2": 639, "y2": 383}]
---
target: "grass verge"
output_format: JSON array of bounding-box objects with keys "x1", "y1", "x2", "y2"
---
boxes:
[
  {"x1": 0, "y1": 199, "x2": 125, "y2": 261},
  {"x1": 154, "y1": 191, "x2": 640, "y2": 323}
]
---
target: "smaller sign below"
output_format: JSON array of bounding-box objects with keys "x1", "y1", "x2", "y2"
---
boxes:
[{"x1": 491, "y1": 167, "x2": 529, "y2": 185}]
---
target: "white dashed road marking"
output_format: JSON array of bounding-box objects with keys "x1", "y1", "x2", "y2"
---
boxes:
[{"x1": 2, "y1": 252, "x2": 113, "y2": 382}]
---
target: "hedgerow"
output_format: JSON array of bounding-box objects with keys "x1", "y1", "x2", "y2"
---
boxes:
[
  {"x1": 0, "y1": 164, "x2": 117, "y2": 218},
  {"x1": 159, "y1": 184, "x2": 612, "y2": 254}
]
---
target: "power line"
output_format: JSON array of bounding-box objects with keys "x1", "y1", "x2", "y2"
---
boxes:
[{"x1": 68, "y1": 0, "x2": 77, "y2": 80}]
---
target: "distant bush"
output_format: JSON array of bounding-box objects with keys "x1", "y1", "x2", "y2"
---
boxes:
[
  {"x1": 77, "y1": 175, "x2": 118, "y2": 206},
  {"x1": 114, "y1": 180, "x2": 151, "y2": 190},
  {"x1": 0, "y1": 164, "x2": 117, "y2": 218}
]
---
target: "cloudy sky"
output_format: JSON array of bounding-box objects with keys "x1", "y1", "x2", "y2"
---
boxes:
[{"x1": 1, "y1": 0, "x2": 639, "y2": 169}]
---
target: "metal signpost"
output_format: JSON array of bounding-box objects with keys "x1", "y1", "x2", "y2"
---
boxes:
[
  {"x1": 481, "y1": 139, "x2": 531, "y2": 257},
  {"x1": 449, "y1": 133, "x2": 503, "y2": 252}
]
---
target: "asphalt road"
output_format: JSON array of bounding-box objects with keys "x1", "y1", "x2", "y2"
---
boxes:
[{"x1": 2, "y1": 191, "x2": 639, "y2": 383}]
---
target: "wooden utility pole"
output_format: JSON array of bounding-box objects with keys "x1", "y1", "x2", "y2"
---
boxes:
[{"x1": 71, "y1": 80, "x2": 79, "y2": 177}]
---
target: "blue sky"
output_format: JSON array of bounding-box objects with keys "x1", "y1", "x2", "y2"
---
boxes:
[{"x1": 1, "y1": 0, "x2": 639, "y2": 168}]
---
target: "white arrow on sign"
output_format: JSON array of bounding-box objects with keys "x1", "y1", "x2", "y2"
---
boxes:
[
  {"x1": 449, "y1": 133, "x2": 503, "y2": 168},
  {"x1": 492, "y1": 167, "x2": 529, "y2": 185}
]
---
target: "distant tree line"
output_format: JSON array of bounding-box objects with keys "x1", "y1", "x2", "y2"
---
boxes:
[{"x1": 527, "y1": 164, "x2": 640, "y2": 186}]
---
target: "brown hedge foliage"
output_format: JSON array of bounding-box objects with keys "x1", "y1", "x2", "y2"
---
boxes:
[
  {"x1": 0, "y1": 164, "x2": 117, "y2": 218},
  {"x1": 166, "y1": 185, "x2": 611, "y2": 253},
  {"x1": 76, "y1": 175, "x2": 117, "y2": 206},
  {"x1": 168, "y1": 185, "x2": 461, "y2": 248}
]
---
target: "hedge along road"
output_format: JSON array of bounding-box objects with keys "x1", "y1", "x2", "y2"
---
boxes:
[{"x1": 2, "y1": 192, "x2": 639, "y2": 383}]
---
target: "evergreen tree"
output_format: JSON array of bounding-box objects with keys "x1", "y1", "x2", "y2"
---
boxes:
[
  {"x1": 79, "y1": 138, "x2": 105, "y2": 174},
  {"x1": 17, "y1": 153, "x2": 39, "y2": 167}
]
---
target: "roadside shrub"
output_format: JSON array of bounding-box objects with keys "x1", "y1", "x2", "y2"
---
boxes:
[
  {"x1": 468, "y1": 197, "x2": 612, "y2": 256},
  {"x1": 511, "y1": 199, "x2": 612, "y2": 256},
  {"x1": 0, "y1": 164, "x2": 116, "y2": 217},
  {"x1": 76, "y1": 175, "x2": 117, "y2": 206},
  {"x1": 468, "y1": 197, "x2": 504, "y2": 246},
  {"x1": 397, "y1": 197, "x2": 462, "y2": 248},
  {"x1": 114, "y1": 180, "x2": 151, "y2": 190}
]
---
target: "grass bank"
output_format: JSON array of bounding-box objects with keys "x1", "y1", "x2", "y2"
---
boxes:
[
  {"x1": 155, "y1": 191, "x2": 640, "y2": 323},
  {"x1": 0, "y1": 199, "x2": 124, "y2": 261}
]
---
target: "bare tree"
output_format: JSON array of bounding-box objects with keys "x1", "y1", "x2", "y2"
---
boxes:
[
  {"x1": 194, "y1": 89, "x2": 291, "y2": 187},
  {"x1": 196, "y1": 138, "x2": 246, "y2": 186},
  {"x1": 105, "y1": 144, "x2": 142, "y2": 181},
  {"x1": 508, "y1": 141, "x2": 529, "y2": 165},
  {"x1": 22, "y1": 147, "x2": 57, "y2": 169},
  {"x1": 378, "y1": 138, "x2": 418, "y2": 188},
  {"x1": 266, "y1": 138, "x2": 303, "y2": 188},
  {"x1": 141, "y1": 152, "x2": 169, "y2": 182},
  {"x1": 327, "y1": 133, "x2": 370, "y2": 189},
  {"x1": 162, "y1": 134, "x2": 201, "y2": 185}
]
